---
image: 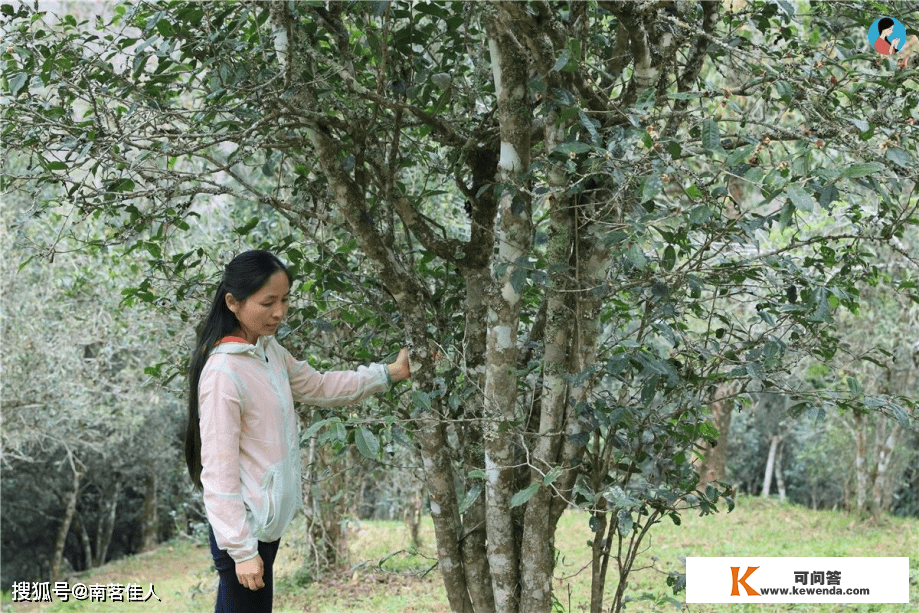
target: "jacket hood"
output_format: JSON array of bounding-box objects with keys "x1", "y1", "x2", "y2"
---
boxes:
[{"x1": 210, "y1": 335, "x2": 272, "y2": 360}]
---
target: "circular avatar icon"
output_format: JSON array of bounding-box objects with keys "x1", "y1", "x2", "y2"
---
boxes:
[{"x1": 869, "y1": 17, "x2": 907, "y2": 56}]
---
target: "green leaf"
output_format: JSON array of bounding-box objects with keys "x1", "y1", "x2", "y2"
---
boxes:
[
  {"x1": 626, "y1": 244, "x2": 647, "y2": 269},
  {"x1": 554, "y1": 141, "x2": 593, "y2": 156},
  {"x1": 641, "y1": 173, "x2": 662, "y2": 202},
  {"x1": 551, "y1": 49, "x2": 572, "y2": 73},
  {"x1": 578, "y1": 110, "x2": 600, "y2": 144},
  {"x1": 412, "y1": 389, "x2": 432, "y2": 411},
  {"x1": 846, "y1": 376, "x2": 861, "y2": 395},
  {"x1": 607, "y1": 354, "x2": 630, "y2": 375},
  {"x1": 132, "y1": 52, "x2": 150, "y2": 77},
  {"x1": 641, "y1": 375, "x2": 658, "y2": 404},
  {"x1": 542, "y1": 465, "x2": 563, "y2": 486},
  {"x1": 233, "y1": 216, "x2": 259, "y2": 235},
  {"x1": 698, "y1": 421, "x2": 721, "y2": 441},
  {"x1": 773, "y1": 80, "x2": 793, "y2": 102},
  {"x1": 779, "y1": 202, "x2": 795, "y2": 230},
  {"x1": 846, "y1": 117, "x2": 869, "y2": 134},
  {"x1": 510, "y1": 482, "x2": 540, "y2": 508},
  {"x1": 661, "y1": 245, "x2": 676, "y2": 271},
  {"x1": 325, "y1": 422, "x2": 347, "y2": 443},
  {"x1": 302, "y1": 417, "x2": 339, "y2": 441},
  {"x1": 818, "y1": 183, "x2": 839, "y2": 209},
  {"x1": 617, "y1": 509, "x2": 633, "y2": 535},
  {"x1": 510, "y1": 265, "x2": 527, "y2": 294},
  {"x1": 458, "y1": 484, "x2": 483, "y2": 515},
  {"x1": 568, "y1": 37, "x2": 581, "y2": 60},
  {"x1": 155, "y1": 19, "x2": 173, "y2": 37},
  {"x1": 355, "y1": 425, "x2": 381, "y2": 459},
  {"x1": 726, "y1": 145, "x2": 754, "y2": 167},
  {"x1": 634, "y1": 87, "x2": 655, "y2": 111},
  {"x1": 8, "y1": 72, "x2": 28, "y2": 95},
  {"x1": 785, "y1": 184, "x2": 814, "y2": 212},
  {"x1": 885, "y1": 147, "x2": 913, "y2": 169},
  {"x1": 666, "y1": 141, "x2": 683, "y2": 158},
  {"x1": 701, "y1": 119, "x2": 721, "y2": 152},
  {"x1": 839, "y1": 162, "x2": 883, "y2": 179}
]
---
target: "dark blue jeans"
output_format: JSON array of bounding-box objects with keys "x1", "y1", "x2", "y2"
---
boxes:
[{"x1": 208, "y1": 527, "x2": 281, "y2": 613}]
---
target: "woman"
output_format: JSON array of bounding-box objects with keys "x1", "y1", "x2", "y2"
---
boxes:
[
  {"x1": 185, "y1": 250, "x2": 409, "y2": 612},
  {"x1": 874, "y1": 17, "x2": 901, "y2": 55}
]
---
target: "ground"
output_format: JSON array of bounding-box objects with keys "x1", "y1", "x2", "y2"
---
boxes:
[{"x1": 3, "y1": 497, "x2": 917, "y2": 613}]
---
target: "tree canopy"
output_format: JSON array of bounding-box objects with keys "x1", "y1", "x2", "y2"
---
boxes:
[{"x1": 3, "y1": 1, "x2": 917, "y2": 611}]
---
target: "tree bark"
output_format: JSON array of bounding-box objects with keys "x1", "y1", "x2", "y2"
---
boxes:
[
  {"x1": 519, "y1": 91, "x2": 575, "y2": 613},
  {"x1": 589, "y1": 501, "x2": 612, "y2": 613},
  {"x1": 93, "y1": 479, "x2": 120, "y2": 566},
  {"x1": 761, "y1": 436, "x2": 778, "y2": 498},
  {"x1": 871, "y1": 421, "x2": 900, "y2": 520},
  {"x1": 774, "y1": 441, "x2": 786, "y2": 502},
  {"x1": 853, "y1": 412, "x2": 868, "y2": 513},
  {"x1": 403, "y1": 487, "x2": 423, "y2": 548},
  {"x1": 459, "y1": 268, "x2": 496, "y2": 613},
  {"x1": 300, "y1": 411, "x2": 351, "y2": 569},
  {"x1": 481, "y1": 11, "x2": 533, "y2": 613},
  {"x1": 52, "y1": 450, "x2": 82, "y2": 582},
  {"x1": 698, "y1": 385, "x2": 734, "y2": 485},
  {"x1": 77, "y1": 514, "x2": 93, "y2": 571},
  {"x1": 140, "y1": 474, "x2": 158, "y2": 553},
  {"x1": 518, "y1": 200, "x2": 571, "y2": 613}
]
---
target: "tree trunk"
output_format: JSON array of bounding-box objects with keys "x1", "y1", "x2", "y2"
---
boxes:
[
  {"x1": 140, "y1": 474, "x2": 158, "y2": 552},
  {"x1": 270, "y1": 3, "x2": 472, "y2": 602},
  {"x1": 458, "y1": 268, "x2": 496, "y2": 613},
  {"x1": 519, "y1": 111, "x2": 574, "y2": 613},
  {"x1": 589, "y1": 502, "x2": 611, "y2": 613},
  {"x1": 403, "y1": 487, "x2": 422, "y2": 548},
  {"x1": 774, "y1": 441, "x2": 786, "y2": 502},
  {"x1": 853, "y1": 412, "x2": 868, "y2": 513},
  {"x1": 416, "y1": 420, "x2": 474, "y2": 612},
  {"x1": 871, "y1": 421, "x2": 900, "y2": 520},
  {"x1": 95, "y1": 480, "x2": 120, "y2": 566},
  {"x1": 481, "y1": 14, "x2": 533, "y2": 613},
  {"x1": 52, "y1": 451, "x2": 82, "y2": 582},
  {"x1": 77, "y1": 514, "x2": 93, "y2": 571},
  {"x1": 698, "y1": 385, "x2": 734, "y2": 485},
  {"x1": 301, "y1": 421, "x2": 351, "y2": 570},
  {"x1": 761, "y1": 436, "x2": 778, "y2": 498}
]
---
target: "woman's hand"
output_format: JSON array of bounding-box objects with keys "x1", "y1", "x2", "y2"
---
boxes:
[
  {"x1": 388, "y1": 347, "x2": 411, "y2": 382},
  {"x1": 236, "y1": 554, "x2": 265, "y2": 590}
]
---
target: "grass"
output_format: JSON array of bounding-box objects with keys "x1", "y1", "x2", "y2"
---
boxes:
[
  {"x1": 550, "y1": 497, "x2": 918, "y2": 612},
  {"x1": 3, "y1": 496, "x2": 916, "y2": 612}
]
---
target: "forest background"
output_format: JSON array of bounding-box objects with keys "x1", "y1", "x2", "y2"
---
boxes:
[{"x1": 1, "y1": 1, "x2": 917, "y2": 612}]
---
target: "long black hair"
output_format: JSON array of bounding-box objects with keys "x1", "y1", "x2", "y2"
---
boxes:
[
  {"x1": 878, "y1": 17, "x2": 897, "y2": 48},
  {"x1": 185, "y1": 250, "x2": 292, "y2": 489}
]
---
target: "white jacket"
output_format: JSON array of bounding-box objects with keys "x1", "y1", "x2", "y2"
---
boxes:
[{"x1": 199, "y1": 335, "x2": 390, "y2": 562}]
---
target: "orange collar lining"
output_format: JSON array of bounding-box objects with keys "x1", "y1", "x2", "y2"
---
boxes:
[{"x1": 220, "y1": 336, "x2": 251, "y2": 344}]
